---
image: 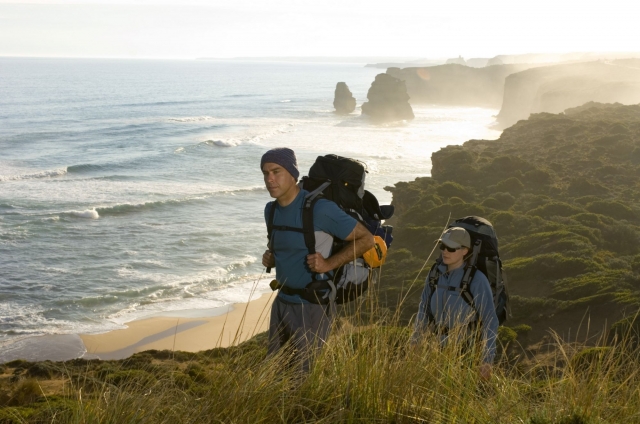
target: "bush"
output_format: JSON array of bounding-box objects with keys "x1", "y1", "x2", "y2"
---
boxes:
[
  {"x1": 523, "y1": 168, "x2": 553, "y2": 185},
  {"x1": 550, "y1": 270, "x2": 632, "y2": 301},
  {"x1": 482, "y1": 193, "x2": 515, "y2": 210},
  {"x1": 586, "y1": 200, "x2": 636, "y2": 221},
  {"x1": 497, "y1": 326, "x2": 517, "y2": 347},
  {"x1": 496, "y1": 177, "x2": 525, "y2": 194},
  {"x1": 568, "y1": 179, "x2": 607, "y2": 195},
  {"x1": 435, "y1": 182, "x2": 471, "y2": 200},
  {"x1": 509, "y1": 296, "x2": 567, "y2": 321},
  {"x1": 501, "y1": 230, "x2": 595, "y2": 258},
  {"x1": 505, "y1": 254, "x2": 599, "y2": 286},
  {"x1": 512, "y1": 194, "x2": 552, "y2": 213},
  {"x1": 8, "y1": 379, "x2": 41, "y2": 406},
  {"x1": 447, "y1": 196, "x2": 465, "y2": 205},
  {"x1": 574, "y1": 195, "x2": 602, "y2": 205},
  {"x1": 528, "y1": 202, "x2": 584, "y2": 218},
  {"x1": 25, "y1": 363, "x2": 54, "y2": 380}
]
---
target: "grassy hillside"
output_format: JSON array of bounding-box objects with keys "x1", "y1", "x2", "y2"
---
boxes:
[{"x1": 381, "y1": 102, "x2": 640, "y2": 347}]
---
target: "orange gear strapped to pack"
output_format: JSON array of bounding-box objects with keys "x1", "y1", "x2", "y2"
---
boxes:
[{"x1": 362, "y1": 235, "x2": 387, "y2": 268}]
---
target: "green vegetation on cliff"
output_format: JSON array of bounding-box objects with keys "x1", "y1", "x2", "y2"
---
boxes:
[{"x1": 383, "y1": 102, "x2": 640, "y2": 345}]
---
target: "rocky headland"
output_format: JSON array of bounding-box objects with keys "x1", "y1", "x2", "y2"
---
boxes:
[
  {"x1": 333, "y1": 82, "x2": 356, "y2": 114},
  {"x1": 496, "y1": 60, "x2": 640, "y2": 128},
  {"x1": 361, "y1": 73, "x2": 414, "y2": 122}
]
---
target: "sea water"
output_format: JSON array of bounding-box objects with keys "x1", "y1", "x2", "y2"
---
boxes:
[{"x1": 0, "y1": 58, "x2": 500, "y2": 357}]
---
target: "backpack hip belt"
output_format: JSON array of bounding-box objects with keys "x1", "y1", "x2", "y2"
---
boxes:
[{"x1": 269, "y1": 279, "x2": 336, "y2": 305}]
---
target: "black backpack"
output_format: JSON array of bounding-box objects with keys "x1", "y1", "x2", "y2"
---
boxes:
[
  {"x1": 267, "y1": 154, "x2": 393, "y2": 304},
  {"x1": 426, "y1": 216, "x2": 510, "y2": 325}
]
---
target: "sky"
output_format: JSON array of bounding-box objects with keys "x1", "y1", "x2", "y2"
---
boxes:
[{"x1": 1, "y1": 0, "x2": 639, "y2": 60}]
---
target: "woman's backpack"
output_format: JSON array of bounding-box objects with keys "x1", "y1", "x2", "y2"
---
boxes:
[{"x1": 427, "y1": 216, "x2": 510, "y2": 324}]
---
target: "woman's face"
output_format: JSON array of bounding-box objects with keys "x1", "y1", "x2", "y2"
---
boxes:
[{"x1": 441, "y1": 244, "x2": 469, "y2": 268}]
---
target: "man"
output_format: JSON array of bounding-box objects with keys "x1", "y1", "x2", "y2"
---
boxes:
[
  {"x1": 261, "y1": 147, "x2": 373, "y2": 372},
  {"x1": 412, "y1": 227, "x2": 498, "y2": 380}
]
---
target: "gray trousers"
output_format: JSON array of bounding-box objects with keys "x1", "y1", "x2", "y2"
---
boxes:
[{"x1": 267, "y1": 296, "x2": 332, "y2": 373}]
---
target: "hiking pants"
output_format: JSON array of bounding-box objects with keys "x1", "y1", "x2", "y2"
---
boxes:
[{"x1": 267, "y1": 296, "x2": 332, "y2": 373}]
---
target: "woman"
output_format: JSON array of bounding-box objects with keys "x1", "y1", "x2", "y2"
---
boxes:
[{"x1": 412, "y1": 226, "x2": 498, "y2": 379}]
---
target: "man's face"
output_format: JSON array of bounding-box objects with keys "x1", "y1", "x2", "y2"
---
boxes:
[{"x1": 262, "y1": 162, "x2": 296, "y2": 199}]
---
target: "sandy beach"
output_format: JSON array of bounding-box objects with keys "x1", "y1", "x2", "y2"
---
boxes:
[{"x1": 80, "y1": 292, "x2": 275, "y2": 360}]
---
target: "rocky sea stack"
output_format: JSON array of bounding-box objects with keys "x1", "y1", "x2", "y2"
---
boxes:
[
  {"x1": 333, "y1": 82, "x2": 356, "y2": 114},
  {"x1": 361, "y1": 73, "x2": 414, "y2": 122}
]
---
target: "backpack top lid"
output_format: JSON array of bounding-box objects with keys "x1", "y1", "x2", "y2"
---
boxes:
[
  {"x1": 450, "y1": 216, "x2": 498, "y2": 255},
  {"x1": 308, "y1": 154, "x2": 367, "y2": 198}
]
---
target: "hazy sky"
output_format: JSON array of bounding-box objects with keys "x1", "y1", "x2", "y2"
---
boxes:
[{"x1": 1, "y1": 0, "x2": 638, "y2": 59}]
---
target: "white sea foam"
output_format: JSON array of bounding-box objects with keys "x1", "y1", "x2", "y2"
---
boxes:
[
  {"x1": 68, "y1": 209, "x2": 100, "y2": 219},
  {"x1": 102, "y1": 273, "x2": 273, "y2": 325},
  {"x1": 0, "y1": 167, "x2": 68, "y2": 182},
  {"x1": 204, "y1": 139, "x2": 241, "y2": 148},
  {"x1": 168, "y1": 116, "x2": 215, "y2": 122},
  {"x1": 280, "y1": 100, "x2": 291, "y2": 103}
]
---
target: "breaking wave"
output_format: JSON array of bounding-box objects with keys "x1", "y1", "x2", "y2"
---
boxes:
[
  {"x1": 92, "y1": 188, "x2": 264, "y2": 217},
  {"x1": 67, "y1": 164, "x2": 105, "y2": 174},
  {"x1": 202, "y1": 139, "x2": 241, "y2": 148},
  {"x1": 67, "y1": 209, "x2": 100, "y2": 219},
  {"x1": 0, "y1": 168, "x2": 68, "y2": 182}
]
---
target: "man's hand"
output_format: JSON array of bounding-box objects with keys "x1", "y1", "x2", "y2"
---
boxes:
[
  {"x1": 479, "y1": 363, "x2": 492, "y2": 380},
  {"x1": 306, "y1": 253, "x2": 331, "y2": 274},
  {"x1": 262, "y1": 250, "x2": 275, "y2": 268}
]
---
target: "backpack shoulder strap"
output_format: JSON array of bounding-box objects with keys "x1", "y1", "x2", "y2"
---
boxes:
[
  {"x1": 426, "y1": 261, "x2": 441, "y2": 323},
  {"x1": 266, "y1": 201, "x2": 277, "y2": 248},
  {"x1": 301, "y1": 183, "x2": 330, "y2": 279},
  {"x1": 460, "y1": 239, "x2": 482, "y2": 320}
]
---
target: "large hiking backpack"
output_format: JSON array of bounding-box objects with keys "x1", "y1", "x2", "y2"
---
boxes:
[
  {"x1": 267, "y1": 154, "x2": 394, "y2": 304},
  {"x1": 426, "y1": 216, "x2": 510, "y2": 325}
]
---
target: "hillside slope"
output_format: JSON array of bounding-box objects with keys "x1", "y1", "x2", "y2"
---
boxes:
[{"x1": 383, "y1": 102, "x2": 640, "y2": 345}]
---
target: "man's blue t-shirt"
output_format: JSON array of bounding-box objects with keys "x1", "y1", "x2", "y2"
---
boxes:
[{"x1": 264, "y1": 189, "x2": 357, "y2": 303}]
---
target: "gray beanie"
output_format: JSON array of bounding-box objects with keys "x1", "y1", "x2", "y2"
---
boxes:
[{"x1": 260, "y1": 148, "x2": 299, "y2": 180}]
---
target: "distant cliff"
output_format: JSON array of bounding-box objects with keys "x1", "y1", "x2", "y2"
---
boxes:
[
  {"x1": 496, "y1": 60, "x2": 640, "y2": 128},
  {"x1": 386, "y1": 63, "x2": 540, "y2": 108}
]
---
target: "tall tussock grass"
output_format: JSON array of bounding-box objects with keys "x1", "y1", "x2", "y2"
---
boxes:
[{"x1": 2, "y1": 295, "x2": 640, "y2": 423}]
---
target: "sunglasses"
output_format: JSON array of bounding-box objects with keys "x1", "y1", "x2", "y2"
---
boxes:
[{"x1": 439, "y1": 243, "x2": 462, "y2": 253}]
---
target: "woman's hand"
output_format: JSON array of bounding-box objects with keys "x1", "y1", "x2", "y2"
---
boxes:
[{"x1": 479, "y1": 363, "x2": 492, "y2": 380}]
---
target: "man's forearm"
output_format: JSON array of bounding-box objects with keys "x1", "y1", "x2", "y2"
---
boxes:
[{"x1": 325, "y1": 234, "x2": 374, "y2": 270}]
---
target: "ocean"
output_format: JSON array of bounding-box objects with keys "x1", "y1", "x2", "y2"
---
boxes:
[{"x1": 0, "y1": 57, "x2": 500, "y2": 359}]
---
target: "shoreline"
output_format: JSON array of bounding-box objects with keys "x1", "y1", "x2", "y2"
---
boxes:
[{"x1": 0, "y1": 292, "x2": 275, "y2": 363}]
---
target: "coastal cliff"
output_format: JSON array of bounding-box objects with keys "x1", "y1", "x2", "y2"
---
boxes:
[
  {"x1": 496, "y1": 60, "x2": 640, "y2": 128},
  {"x1": 383, "y1": 102, "x2": 640, "y2": 346},
  {"x1": 386, "y1": 63, "x2": 539, "y2": 108}
]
